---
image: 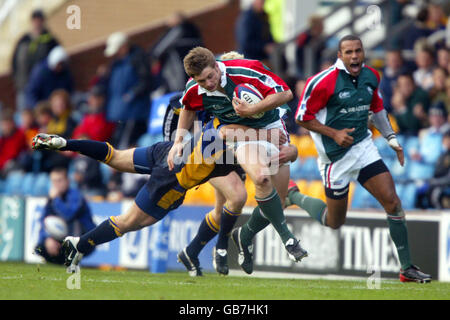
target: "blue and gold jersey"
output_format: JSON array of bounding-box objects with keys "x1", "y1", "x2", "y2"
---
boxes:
[{"x1": 133, "y1": 119, "x2": 240, "y2": 220}]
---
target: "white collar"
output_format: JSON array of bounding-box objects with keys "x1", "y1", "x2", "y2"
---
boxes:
[{"x1": 197, "y1": 61, "x2": 228, "y2": 96}]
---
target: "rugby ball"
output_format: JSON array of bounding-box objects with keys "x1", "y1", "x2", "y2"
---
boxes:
[
  {"x1": 233, "y1": 83, "x2": 265, "y2": 119},
  {"x1": 44, "y1": 215, "x2": 68, "y2": 241}
]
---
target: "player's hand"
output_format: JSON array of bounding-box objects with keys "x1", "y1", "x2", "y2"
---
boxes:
[
  {"x1": 167, "y1": 142, "x2": 183, "y2": 171},
  {"x1": 388, "y1": 137, "x2": 405, "y2": 166},
  {"x1": 334, "y1": 128, "x2": 355, "y2": 148},
  {"x1": 232, "y1": 97, "x2": 253, "y2": 117},
  {"x1": 274, "y1": 145, "x2": 297, "y2": 165},
  {"x1": 267, "y1": 128, "x2": 287, "y2": 147},
  {"x1": 45, "y1": 237, "x2": 61, "y2": 257}
]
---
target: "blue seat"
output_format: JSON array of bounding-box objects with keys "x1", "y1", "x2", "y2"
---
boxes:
[
  {"x1": 403, "y1": 136, "x2": 419, "y2": 158},
  {"x1": 21, "y1": 173, "x2": 36, "y2": 195},
  {"x1": 4, "y1": 171, "x2": 25, "y2": 195},
  {"x1": 373, "y1": 137, "x2": 395, "y2": 159},
  {"x1": 407, "y1": 161, "x2": 434, "y2": 180},
  {"x1": 289, "y1": 158, "x2": 303, "y2": 180},
  {"x1": 33, "y1": 173, "x2": 50, "y2": 196},
  {"x1": 389, "y1": 158, "x2": 409, "y2": 182},
  {"x1": 301, "y1": 157, "x2": 321, "y2": 180},
  {"x1": 398, "y1": 182, "x2": 417, "y2": 210},
  {"x1": 351, "y1": 183, "x2": 383, "y2": 209},
  {"x1": 100, "y1": 163, "x2": 112, "y2": 186}
]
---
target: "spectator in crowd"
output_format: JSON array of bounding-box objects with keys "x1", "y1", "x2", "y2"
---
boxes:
[
  {"x1": 104, "y1": 32, "x2": 152, "y2": 149},
  {"x1": 295, "y1": 14, "x2": 326, "y2": 78},
  {"x1": 436, "y1": 46, "x2": 449, "y2": 70},
  {"x1": 47, "y1": 89, "x2": 77, "y2": 139},
  {"x1": 400, "y1": 7, "x2": 434, "y2": 50},
  {"x1": 379, "y1": 49, "x2": 411, "y2": 112},
  {"x1": 443, "y1": 77, "x2": 450, "y2": 119},
  {"x1": 106, "y1": 170, "x2": 147, "y2": 201},
  {"x1": 0, "y1": 109, "x2": 27, "y2": 178},
  {"x1": 34, "y1": 101, "x2": 53, "y2": 133},
  {"x1": 25, "y1": 46, "x2": 73, "y2": 109},
  {"x1": 11, "y1": 9, "x2": 59, "y2": 111},
  {"x1": 423, "y1": 129, "x2": 450, "y2": 209},
  {"x1": 72, "y1": 86, "x2": 116, "y2": 142},
  {"x1": 415, "y1": 120, "x2": 450, "y2": 209},
  {"x1": 428, "y1": 66, "x2": 448, "y2": 104},
  {"x1": 408, "y1": 102, "x2": 449, "y2": 180},
  {"x1": 149, "y1": 11, "x2": 203, "y2": 92},
  {"x1": 426, "y1": 2, "x2": 447, "y2": 33},
  {"x1": 19, "y1": 109, "x2": 39, "y2": 148},
  {"x1": 235, "y1": 0, "x2": 275, "y2": 64},
  {"x1": 391, "y1": 72, "x2": 431, "y2": 135},
  {"x1": 413, "y1": 45, "x2": 435, "y2": 91},
  {"x1": 34, "y1": 167, "x2": 96, "y2": 264},
  {"x1": 31, "y1": 101, "x2": 71, "y2": 173}
]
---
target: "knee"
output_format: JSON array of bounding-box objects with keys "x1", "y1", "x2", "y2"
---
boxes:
[
  {"x1": 252, "y1": 171, "x2": 271, "y2": 188},
  {"x1": 383, "y1": 194, "x2": 402, "y2": 215},
  {"x1": 227, "y1": 190, "x2": 247, "y2": 212}
]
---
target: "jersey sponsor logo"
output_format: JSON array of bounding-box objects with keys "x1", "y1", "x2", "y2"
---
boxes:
[
  {"x1": 340, "y1": 104, "x2": 370, "y2": 114},
  {"x1": 338, "y1": 91, "x2": 351, "y2": 99}
]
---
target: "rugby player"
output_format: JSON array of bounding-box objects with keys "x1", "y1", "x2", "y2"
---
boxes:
[
  {"x1": 295, "y1": 35, "x2": 431, "y2": 283},
  {"x1": 167, "y1": 47, "x2": 310, "y2": 274},
  {"x1": 31, "y1": 120, "x2": 291, "y2": 270}
]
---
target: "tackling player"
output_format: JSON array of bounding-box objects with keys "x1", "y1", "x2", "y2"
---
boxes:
[
  {"x1": 31, "y1": 120, "x2": 290, "y2": 270},
  {"x1": 295, "y1": 35, "x2": 431, "y2": 283}
]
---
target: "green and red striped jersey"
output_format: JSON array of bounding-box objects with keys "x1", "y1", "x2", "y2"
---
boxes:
[
  {"x1": 295, "y1": 59, "x2": 384, "y2": 163},
  {"x1": 181, "y1": 59, "x2": 290, "y2": 128}
]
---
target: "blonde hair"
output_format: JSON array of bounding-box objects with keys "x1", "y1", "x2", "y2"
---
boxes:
[
  {"x1": 220, "y1": 51, "x2": 244, "y2": 60},
  {"x1": 183, "y1": 46, "x2": 216, "y2": 77}
]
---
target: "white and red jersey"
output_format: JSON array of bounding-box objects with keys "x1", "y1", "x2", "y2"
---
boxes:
[
  {"x1": 181, "y1": 59, "x2": 290, "y2": 128},
  {"x1": 295, "y1": 59, "x2": 384, "y2": 162}
]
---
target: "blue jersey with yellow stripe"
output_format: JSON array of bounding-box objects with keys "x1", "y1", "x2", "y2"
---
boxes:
[{"x1": 133, "y1": 119, "x2": 240, "y2": 220}]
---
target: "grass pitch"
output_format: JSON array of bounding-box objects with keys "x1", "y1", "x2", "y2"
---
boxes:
[{"x1": 0, "y1": 262, "x2": 448, "y2": 300}]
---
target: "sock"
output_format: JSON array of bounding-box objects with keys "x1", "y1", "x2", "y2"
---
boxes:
[
  {"x1": 387, "y1": 209, "x2": 412, "y2": 270},
  {"x1": 240, "y1": 206, "x2": 270, "y2": 245},
  {"x1": 186, "y1": 211, "x2": 219, "y2": 258},
  {"x1": 288, "y1": 189, "x2": 327, "y2": 225},
  {"x1": 77, "y1": 217, "x2": 123, "y2": 253},
  {"x1": 256, "y1": 189, "x2": 295, "y2": 244},
  {"x1": 216, "y1": 206, "x2": 240, "y2": 250},
  {"x1": 61, "y1": 140, "x2": 114, "y2": 163}
]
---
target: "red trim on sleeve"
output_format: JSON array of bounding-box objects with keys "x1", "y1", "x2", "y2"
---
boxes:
[
  {"x1": 295, "y1": 68, "x2": 338, "y2": 121},
  {"x1": 181, "y1": 83, "x2": 204, "y2": 111}
]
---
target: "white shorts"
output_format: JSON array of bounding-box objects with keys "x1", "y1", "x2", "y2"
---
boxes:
[
  {"x1": 228, "y1": 119, "x2": 290, "y2": 164},
  {"x1": 318, "y1": 135, "x2": 382, "y2": 193}
]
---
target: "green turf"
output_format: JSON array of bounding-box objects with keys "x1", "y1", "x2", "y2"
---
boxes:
[{"x1": 0, "y1": 262, "x2": 448, "y2": 300}]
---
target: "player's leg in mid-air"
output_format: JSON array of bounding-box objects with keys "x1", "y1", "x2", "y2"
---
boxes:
[
  {"x1": 308, "y1": 138, "x2": 431, "y2": 283},
  {"x1": 178, "y1": 171, "x2": 247, "y2": 276},
  {"x1": 31, "y1": 133, "x2": 180, "y2": 269},
  {"x1": 361, "y1": 167, "x2": 431, "y2": 283}
]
